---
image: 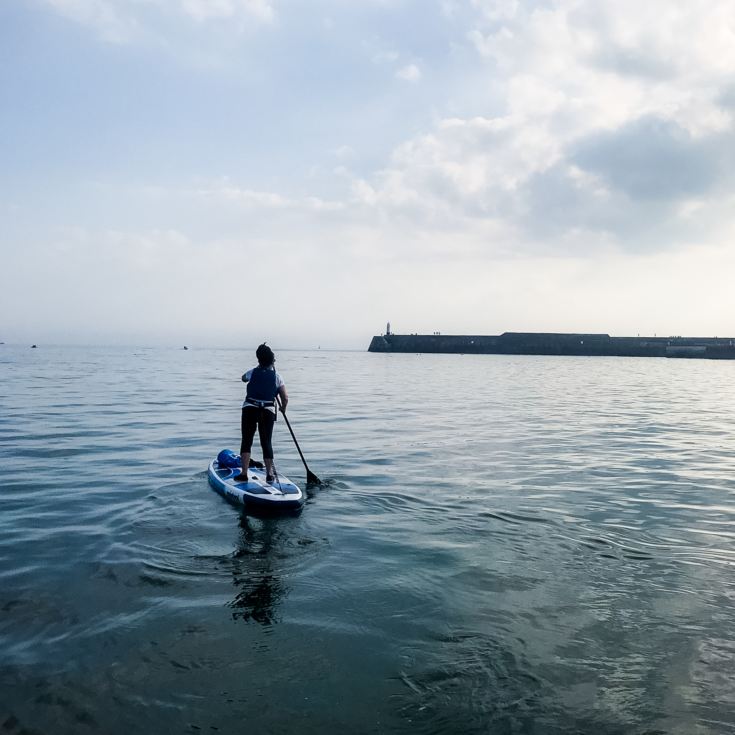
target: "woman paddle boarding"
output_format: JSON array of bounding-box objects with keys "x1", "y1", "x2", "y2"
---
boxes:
[{"x1": 234, "y1": 343, "x2": 288, "y2": 484}]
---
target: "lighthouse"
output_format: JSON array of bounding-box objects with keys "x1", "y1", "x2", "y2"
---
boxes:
[{"x1": 386, "y1": 322, "x2": 391, "y2": 336}]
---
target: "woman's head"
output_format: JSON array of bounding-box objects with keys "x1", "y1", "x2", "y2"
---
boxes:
[{"x1": 256, "y1": 343, "x2": 275, "y2": 366}]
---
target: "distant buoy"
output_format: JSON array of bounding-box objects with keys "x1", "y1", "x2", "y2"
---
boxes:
[
  {"x1": 31, "y1": 344, "x2": 37, "y2": 348},
  {"x1": 183, "y1": 346, "x2": 188, "y2": 350}
]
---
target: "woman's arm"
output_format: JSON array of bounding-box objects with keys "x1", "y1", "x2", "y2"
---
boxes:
[{"x1": 277, "y1": 385, "x2": 288, "y2": 412}]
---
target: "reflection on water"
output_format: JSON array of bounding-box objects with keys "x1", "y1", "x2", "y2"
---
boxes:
[
  {"x1": 1, "y1": 346, "x2": 735, "y2": 733},
  {"x1": 229, "y1": 516, "x2": 289, "y2": 625}
]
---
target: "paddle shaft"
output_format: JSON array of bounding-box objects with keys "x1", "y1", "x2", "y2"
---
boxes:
[{"x1": 277, "y1": 398, "x2": 320, "y2": 484}]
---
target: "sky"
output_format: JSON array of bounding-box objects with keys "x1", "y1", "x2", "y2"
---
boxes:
[{"x1": 2, "y1": 0, "x2": 735, "y2": 348}]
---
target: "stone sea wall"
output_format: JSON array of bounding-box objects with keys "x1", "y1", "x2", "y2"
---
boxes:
[{"x1": 368, "y1": 332, "x2": 735, "y2": 359}]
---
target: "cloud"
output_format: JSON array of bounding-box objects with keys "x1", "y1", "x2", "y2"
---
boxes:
[
  {"x1": 26, "y1": 0, "x2": 735, "y2": 259},
  {"x1": 350, "y1": 115, "x2": 554, "y2": 225},
  {"x1": 466, "y1": 0, "x2": 734, "y2": 135},
  {"x1": 372, "y1": 50, "x2": 399, "y2": 64},
  {"x1": 197, "y1": 185, "x2": 290, "y2": 209},
  {"x1": 350, "y1": 113, "x2": 734, "y2": 254},
  {"x1": 337, "y1": 0, "x2": 735, "y2": 255},
  {"x1": 179, "y1": 0, "x2": 274, "y2": 23},
  {"x1": 396, "y1": 63, "x2": 421, "y2": 82},
  {"x1": 193, "y1": 182, "x2": 345, "y2": 213},
  {"x1": 572, "y1": 117, "x2": 723, "y2": 202},
  {"x1": 332, "y1": 145, "x2": 355, "y2": 159}
]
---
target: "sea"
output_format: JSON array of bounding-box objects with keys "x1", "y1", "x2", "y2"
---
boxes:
[{"x1": 2, "y1": 345, "x2": 735, "y2": 734}]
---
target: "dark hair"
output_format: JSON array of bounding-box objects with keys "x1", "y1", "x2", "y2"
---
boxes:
[{"x1": 256, "y1": 342, "x2": 275, "y2": 366}]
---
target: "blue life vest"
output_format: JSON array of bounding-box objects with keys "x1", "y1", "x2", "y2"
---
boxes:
[{"x1": 246, "y1": 366, "x2": 278, "y2": 403}]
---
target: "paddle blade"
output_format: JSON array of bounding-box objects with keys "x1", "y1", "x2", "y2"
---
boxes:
[{"x1": 306, "y1": 469, "x2": 321, "y2": 486}]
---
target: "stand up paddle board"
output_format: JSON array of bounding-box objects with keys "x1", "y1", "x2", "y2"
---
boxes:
[{"x1": 207, "y1": 454, "x2": 304, "y2": 511}]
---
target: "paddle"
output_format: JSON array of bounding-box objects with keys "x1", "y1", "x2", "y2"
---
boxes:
[{"x1": 276, "y1": 397, "x2": 321, "y2": 485}]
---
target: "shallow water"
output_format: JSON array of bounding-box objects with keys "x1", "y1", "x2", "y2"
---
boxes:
[{"x1": 2, "y1": 345, "x2": 735, "y2": 734}]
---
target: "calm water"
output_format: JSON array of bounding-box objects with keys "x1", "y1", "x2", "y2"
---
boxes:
[{"x1": 2, "y1": 346, "x2": 735, "y2": 734}]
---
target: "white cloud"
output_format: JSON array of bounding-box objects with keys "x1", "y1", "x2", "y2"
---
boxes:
[
  {"x1": 179, "y1": 0, "x2": 274, "y2": 23},
  {"x1": 363, "y1": 36, "x2": 421, "y2": 84},
  {"x1": 347, "y1": 0, "x2": 735, "y2": 255},
  {"x1": 332, "y1": 145, "x2": 355, "y2": 159},
  {"x1": 471, "y1": 0, "x2": 520, "y2": 23},
  {"x1": 193, "y1": 182, "x2": 345, "y2": 213},
  {"x1": 197, "y1": 185, "x2": 290, "y2": 209},
  {"x1": 396, "y1": 63, "x2": 421, "y2": 82},
  {"x1": 372, "y1": 49, "x2": 399, "y2": 64}
]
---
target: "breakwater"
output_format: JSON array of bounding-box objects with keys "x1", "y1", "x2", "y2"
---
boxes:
[{"x1": 368, "y1": 332, "x2": 735, "y2": 359}]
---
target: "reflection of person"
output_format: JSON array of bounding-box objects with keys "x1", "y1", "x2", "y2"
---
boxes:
[
  {"x1": 230, "y1": 515, "x2": 285, "y2": 625},
  {"x1": 234, "y1": 343, "x2": 289, "y2": 484}
]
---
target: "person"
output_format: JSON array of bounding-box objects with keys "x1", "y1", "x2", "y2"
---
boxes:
[{"x1": 234, "y1": 343, "x2": 288, "y2": 484}]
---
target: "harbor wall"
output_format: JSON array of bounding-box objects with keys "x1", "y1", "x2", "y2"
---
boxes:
[{"x1": 368, "y1": 332, "x2": 735, "y2": 360}]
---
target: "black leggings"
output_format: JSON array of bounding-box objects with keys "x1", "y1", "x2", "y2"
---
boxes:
[{"x1": 240, "y1": 407, "x2": 275, "y2": 459}]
